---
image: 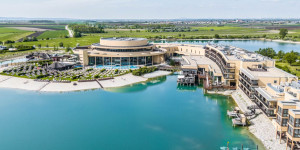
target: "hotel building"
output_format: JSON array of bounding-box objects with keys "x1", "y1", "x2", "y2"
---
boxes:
[{"x1": 73, "y1": 37, "x2": 166, "y2": 67}]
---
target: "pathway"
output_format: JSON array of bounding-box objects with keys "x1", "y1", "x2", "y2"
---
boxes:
[{"x1": 65, "y1": 25, "x2": 73, "y2": 38}]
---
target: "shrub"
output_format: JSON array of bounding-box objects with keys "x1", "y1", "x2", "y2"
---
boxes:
[
  {"x1": 87, "y1": 68, "x2": 93, "y2": 72},
  {"x1": 73, "y1": 67, "x2": 83, "y2": 71},
  {"x1": 132, "y1": 66, "x2": 157, "y2": 76}
]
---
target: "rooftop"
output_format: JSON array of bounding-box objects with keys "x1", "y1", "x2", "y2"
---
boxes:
[
  {"x1": 241, "y1": 67, "x2": 297, "y2": 79},
  {"x1": 289, "y1": 109, "x2": 300, "y2": 115},
  {"x1": 206, "y1": 44, "x2": 273, "y2": 62},
  {"x1": 255, "y1": 87, "x2": 276, "y2": 101},
  {"x1": 101, "y1": 37, "x2": 147, "y2": 41},
  {"x1": 181, "y1": 56, "x2": 222, "y2": 75},
  {"x1": 278, "y1": 101, "x2": 297, "y2": 106}
]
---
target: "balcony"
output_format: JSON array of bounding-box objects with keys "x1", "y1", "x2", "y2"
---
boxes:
[
  {"x1": 253, "y1": 97, "x2": 276, "y2": 117},
  {"x1": 239, "y1": 73, "x2": 259, "y2": 86},
  {"x1": 254, "y1": 93, "x2": 277, "y2": 109}
]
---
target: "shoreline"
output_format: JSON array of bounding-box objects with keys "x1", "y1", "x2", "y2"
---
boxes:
[
  {"x1": 154, "y1": 38, "x2": 300, "y2": 45},
  {"x1": 0, "y1": 72, "x2": 282, "y2": 149},
  {"x1": 0, "y1": 71, "x2": 172, "y2": 92},
  {"x1": 208, "y1": 89, "x2": 285, "y2": 150}
]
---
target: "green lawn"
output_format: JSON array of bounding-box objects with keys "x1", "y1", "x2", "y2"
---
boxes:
[{"x1": 276, "y1": 62, "x2": 300, "y2": 78}]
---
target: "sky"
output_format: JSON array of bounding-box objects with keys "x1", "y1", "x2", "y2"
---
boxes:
[{"x1": 1, "y1": 0, "x2": 300, "y2": 19}]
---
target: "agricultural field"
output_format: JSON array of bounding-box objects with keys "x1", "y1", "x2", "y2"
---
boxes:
[
  {"x1": 37, "y1": 30, "x2": 68, "y2": 39},
  {"x1": 0, "y1": 25, "x2": 298, "y2": 48},
  {"x1": 0, "y1": 27, "x2": 34, "y2": 41},
  {"x1": 0, "y1": 24, "x2": 66, "y2": 30}
]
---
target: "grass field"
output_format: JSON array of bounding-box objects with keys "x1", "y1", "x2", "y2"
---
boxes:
[
  {"x1": 0, "y1": 25, "x2": 66, "y2": 30},
  {"x1": 37, "y1": 30, "x2": 68, "y2": 39},
  {"x1": 276, "y1": 62, "x2": 300, "y2": 78},
  {"x1": 5, "y1": 26, "x2": 276, "y2": 47},
  {"x1": 0, "y1": 25, "x2": 298, "y2": 48},
  {"x1": 0, "y1": 27, "x2": 34, "y2": 41}
]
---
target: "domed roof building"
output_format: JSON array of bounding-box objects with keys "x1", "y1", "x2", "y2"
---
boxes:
[{"x1": 74, "y1": 37, "x2": 167, "y2": 67}]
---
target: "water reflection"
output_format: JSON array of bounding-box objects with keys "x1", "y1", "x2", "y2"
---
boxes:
[
  {"x1": 176, "y1": 85, "x2": 198, "y2": 91},
  {"x1": 104, "y1": 76, "x2": 167, "y2": 93}
]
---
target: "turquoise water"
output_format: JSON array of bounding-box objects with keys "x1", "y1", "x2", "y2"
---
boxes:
[
  {"x1": 0, "y1": 58, "x2": 28, "y2": 66},
  {"x1": 96, "y1": 65, "x2": 138, "y2": 69},
  {"x1": 0, "y1": 75, "x2": 264, "y2": 150},
  {"x1": 153, "y1": 40, "x2": 300, "y2": 52}
]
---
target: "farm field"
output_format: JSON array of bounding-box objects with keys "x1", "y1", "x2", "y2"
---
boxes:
[
  {"x1": 0, "y1": 24, "x2": 66, "y2": 30},
  {"x1": 0, "y1": 25, "x2": 299, "y2": 48},
  {"x1": 37, "y1": 30, "x2": 68, "y2": 39},
  {"x1": 0, "y1": 27, "x2": 34, "y2": 41}
]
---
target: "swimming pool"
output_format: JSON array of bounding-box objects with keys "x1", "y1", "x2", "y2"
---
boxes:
[
  {"x1": 96, "y1": 65, "x2": 138, "y2": 69},
  {"x1": 0, "y1": 58, "x2": 28, "y2": 66}
]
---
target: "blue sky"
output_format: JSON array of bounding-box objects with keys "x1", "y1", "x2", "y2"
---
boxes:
[{"x1": 1, "y1": 0, "x2": 300, "y2": 19}]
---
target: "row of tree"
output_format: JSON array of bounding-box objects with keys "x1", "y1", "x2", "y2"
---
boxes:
[
  {"x1": 69, "y1": 24, "x2": 105, "y2": 33},
  {"x1": 255, "y1": 48, "x2": 299, "y2": 64}
]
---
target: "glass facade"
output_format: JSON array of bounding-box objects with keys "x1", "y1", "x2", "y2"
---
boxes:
[
  {"x1": 146, "y1": 56, "x2": 152, "y2": 66},
  {"x1": 121, "y1": 57, "x2": 129, "y2": 66},
  {"x1": 88, "y1": 56, "x2": 153, "y2": 66},
  {"x1": 138, "y1": 57, "x2": 146, "y2": 65},
  {"x1": 104, "y1": 57, "x2": 111, "y2": 65},
  {"x1": 288, "y1": 125, "x2": 293, "y2": 136},
  {"x1": 94, "y1": 48, "x2": 152, "y2": 52},
  {"x1": 295, "y1": 129, "x2": 300, "y2": 137},
  {"x1": 295, "y1": 118, "x2": 300, "y2": 127},
  {"x1": 96, "y1": 57, "x2": 103, "y2": 65},
  {"x1": 283, "y1": 109, "x2": 289, "y2": 117},
  {"x1": 89, "y1": 57, "x2": 95, "y2": 66},
  {"x1": 289, "y1": 115, "x2": 295, "y2": 126},
  {"x1": 130, "y1": 57, "x2": 137, "y2": 65},
  {"x1": 282, "y1": 118, "x2": 288, "y2": 127}
]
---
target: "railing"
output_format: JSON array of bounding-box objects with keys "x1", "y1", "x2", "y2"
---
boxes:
[
  {"x1": 254, "y1": 93, "x2": 276, "y2": 109},
  {"x1": 239, "y1": 74, "x2": 259, "y2": 86}
]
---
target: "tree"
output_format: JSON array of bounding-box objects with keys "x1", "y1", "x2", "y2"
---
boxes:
[
  {"x1": 284, "y1": 52, "x2": 297, "y2": 64},
  {"x1": 65, "y1": 46, "x2": 71, "y2": 53},
  {"x1": 277, "y1": 50, "x2": 285, "y2": 59},
  {"x1": 255, "y1": 48, "x2": 276, "y2": 58},
  {"x1": 214, "y1": 34, "x2": 220, "y2": 39},
  {"x1": 32, "y1": 37, "x2": 37, "y2": 41},
  {"x1": 59, "y1": 42, "x2": 64, "y2": 48},
  {"x1": 279, "y1": 28, "x2": 288, "y2": 39}
]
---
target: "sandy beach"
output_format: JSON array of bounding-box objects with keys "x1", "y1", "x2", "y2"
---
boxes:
[{"x1": 0, "y1": 71, "x2": 171, "y2": 92}]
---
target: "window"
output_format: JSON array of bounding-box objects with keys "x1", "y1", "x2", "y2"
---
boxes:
[
  {"x1": 289, "y1": 115, "x2": 295, "y2": 126},
  {"x1": 258, "y1": 64, "x2": 262, "y2": 68},
  {"x1": 276, "y1": 115, "x2": 282, "y2": 125},
  {"x1": 283, "y1": 109, "x2": 289, "y2": 117},
  {"x1": 282, "y1": 118, "x2": 288, "y2": 127},
  {"x1": 295, "y1": 119, "x2": 300, "y2": 127},
  {"x1": 288, "y1": 125, "x2": 293, "y2": 136},
  {"x1": 295, "y1": 129, "x2": 300, "y2": 137}
]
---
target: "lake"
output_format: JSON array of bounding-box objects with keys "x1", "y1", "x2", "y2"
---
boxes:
[
  {"x1": 153, "y1": 40, "x2": 300, "y2": 52},
  {"x1": 0, "y1": 75, "x2": 264, "y2": 150}
]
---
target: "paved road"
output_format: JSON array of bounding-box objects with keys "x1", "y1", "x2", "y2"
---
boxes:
[{"x1": 65, "y1": 25, "x2": 73, "y2": 38}]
